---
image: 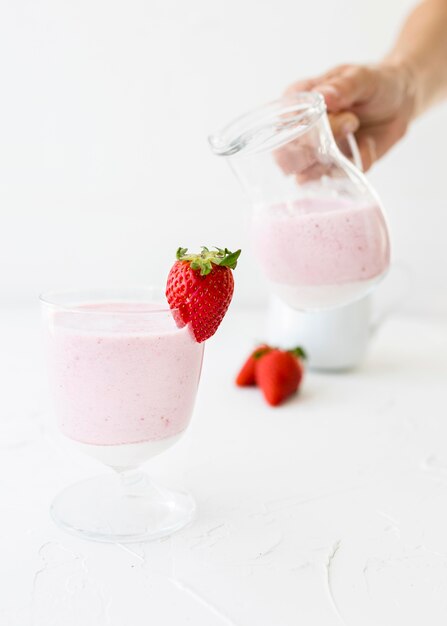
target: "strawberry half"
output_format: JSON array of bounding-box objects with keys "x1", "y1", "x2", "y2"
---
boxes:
[
  {"x1": 256, "y1": 347, "x2": 306, "y2": 407},
  {"x1": 236, "y1": 344, "x2": 272, "y2": 386},
  {"x1": 166, "y1": 246, "x2": 241, "y2": 343}
]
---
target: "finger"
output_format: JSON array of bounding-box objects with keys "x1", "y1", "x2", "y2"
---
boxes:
[
  {"x1": 295, "y1": 161, "x2": 330, "y2": 184},
  {"x1": 328, "y1": 112, "x2": 360, "y2": 139},
  {"x1": 315, "y1": 85, "x2": 342, "y2": 110},
  {"x1": 355, "y1": 117, "x2": 407, "y2": 170},
  {"x1": 313, "y1": 66, "x2": 376, "y2": 112},
  {"x1": 283, "y1": 68, "x2": 348, "y2": 98},
  {"x1": 274, "y1": 141, "x2": 318, "y2": 176},
  {"x1": 304, "y1": 65, "x2": 351, "y2": 87},
  {"x1": 284, "y1": 78, "x2": 319, "y2": 97}
]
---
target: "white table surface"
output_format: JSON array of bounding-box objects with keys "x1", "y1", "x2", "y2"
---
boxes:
[{"x1": 1, "y1": 306, "x2": 447, "y2": 626}]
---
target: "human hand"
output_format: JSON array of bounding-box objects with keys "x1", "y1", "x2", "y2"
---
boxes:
[{"x1": 285, "y1": 63, "x2": 416, "y2": 170}]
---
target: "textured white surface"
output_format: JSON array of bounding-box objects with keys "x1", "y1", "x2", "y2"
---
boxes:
[{"x1": 1, "y1": 306, "x2": 447, "y2": 625}]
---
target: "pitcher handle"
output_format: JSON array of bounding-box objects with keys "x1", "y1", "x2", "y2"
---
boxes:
[{"x1": 346, "y1": 132, "x2": 363, "y2": 172}]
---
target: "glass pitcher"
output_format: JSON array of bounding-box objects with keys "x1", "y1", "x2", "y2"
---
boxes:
[{"x1": 209, "y1": 93, "x2": 390, "y2": 311}]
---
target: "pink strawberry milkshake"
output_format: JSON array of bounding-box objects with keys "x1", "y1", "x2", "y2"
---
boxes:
[
  {"x1": 45, "y1": 302, "x2": 204, "y2": 468},
  {"x1": 251, "y1": 197, "x2": 390, "y2": 309}
]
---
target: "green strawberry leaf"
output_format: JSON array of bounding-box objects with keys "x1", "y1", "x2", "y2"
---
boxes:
[
  {"x1": 176, "y1": 247, "x2": 189, "y2": 260},
  {"x1": 218, "y1": 249, "x2": 241, "y2": 270},
  {"x1": 175, "y1": 246, "x2": 242, "y2": 276},
  {"x1": 289, "y1": 346, "x2": 307, "y2": 360}
]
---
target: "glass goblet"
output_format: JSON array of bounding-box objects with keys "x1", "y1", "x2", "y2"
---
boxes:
[{"x1": 41, "y1": 287, "x2": 204, "y2": 543}]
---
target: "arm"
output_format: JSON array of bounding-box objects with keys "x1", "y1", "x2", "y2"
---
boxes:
[{"x1": 387, "y1": 0, "x2": 447, "y2": 116}]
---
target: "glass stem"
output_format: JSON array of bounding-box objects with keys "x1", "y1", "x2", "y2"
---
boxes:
[{"x1": 115, "y1": 468, "x2": 149, "y2": 496}]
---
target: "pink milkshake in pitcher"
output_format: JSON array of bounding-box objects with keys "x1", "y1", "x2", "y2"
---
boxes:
[
  {"x1": 210, "y1": 92, "x2": 391, "y2": 311},
  {"x1": 251, "y1": 196, "x2": 390, "y2": 310}
]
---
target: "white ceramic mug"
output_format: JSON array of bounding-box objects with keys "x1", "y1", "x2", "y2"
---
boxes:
[{"x1": 266, "y1": 265, "x2": 410, "y2": 371}]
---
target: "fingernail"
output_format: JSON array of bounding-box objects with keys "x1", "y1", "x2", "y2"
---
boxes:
[
  {"x1": 342, "y1": 118, "x2": 359, "y2": 134},
  {"x1": 317, "y1": 85, "x2": 339, "y2": 99}
]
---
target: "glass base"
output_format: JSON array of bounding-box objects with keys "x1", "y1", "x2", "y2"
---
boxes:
[{"x1": 50, "y1": 472, "x2": 195, "y2": 543}]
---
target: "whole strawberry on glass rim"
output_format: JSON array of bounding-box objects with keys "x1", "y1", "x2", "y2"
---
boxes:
[{"x1": 166, "y1": 246, "x2": 241, "y2": 343}]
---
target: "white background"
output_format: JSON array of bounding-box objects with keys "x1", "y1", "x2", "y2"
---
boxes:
[
  {"x1": 1, "y1": 0, "x2": 446, "y2": 313},
  {"x1": 1, "y1": 5, "x2": 447, "y2": 622}
]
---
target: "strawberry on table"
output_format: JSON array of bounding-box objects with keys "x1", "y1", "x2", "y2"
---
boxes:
[
  {"x1": 236, "y1": 344, "x2": 272, "y2": 387},
  {"x1": 255, "y1": 348, "x2": 306, "y2": 407},
  {"x1": 166, "y1": 246, "x2": 241, "y2": 343}
]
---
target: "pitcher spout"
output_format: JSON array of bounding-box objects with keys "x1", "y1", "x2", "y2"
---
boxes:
[{"x1": 208, "y1": 92, "x2": 326, "y2": 158}]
